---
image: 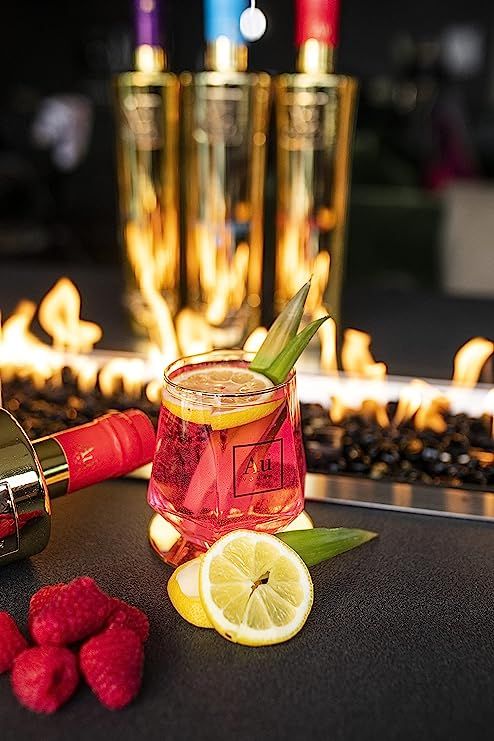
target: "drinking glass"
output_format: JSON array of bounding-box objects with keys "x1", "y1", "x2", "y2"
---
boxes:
[{"x1": 147, "y1": 350, "x2": 306, "y2": 565}]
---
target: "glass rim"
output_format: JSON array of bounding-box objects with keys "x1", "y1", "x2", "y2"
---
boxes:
[{"x1": 163, "y1": 349, "x2": 295, "y2": 400}]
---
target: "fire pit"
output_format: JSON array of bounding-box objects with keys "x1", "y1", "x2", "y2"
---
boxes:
[{"x1": 2, "y1": 278, "x2": 494, "y2": 501}]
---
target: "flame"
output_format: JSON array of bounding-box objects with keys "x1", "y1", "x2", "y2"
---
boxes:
[
  {"x1": 393, "y1": 380, "x2": 424, "y2": 426},
  {"x1": 176, "y1": 308, "x2": 213, "y2": 356},
  {"x1": 329, "y1": 394, "x2": 355, "y2": 424},
  {"x1": 360, "y1": 399, "x2": 390, "y2": 428},
  {"x1": 415, "y1": 394, "x2": 449, "y2": 433},
  {"x1": 0, "y1": 300, "x2": 60, "y2": 386},
  {"x1": 38, "y1": 278, "x2": 102, "y2": 353},
  {"x1": 243, "y1": 326, "x2": 268, "y2": 353},
  {"x1": 306, "y1": 252, "x2": 331, "y2": 316},
  {"x1": 72, "y1": 357, "x2": 99, "y2": 394},
  {"x1": 99, "y1": 357, "x2": 147, "y2": 397},
  {"x1": 393, "y1": 379, "x2": 448, "y2": 433},
  {"x1": 277, "y1": 227, "x2": 331, "y2": 318},
  {"x1": 1, "y1": 301, "x2": 43, "y2": 354},
  {"x1": 327, "y1": 330, "x2": 390, "y2": 425},
  {"x1": 125, "y1": 220, "x2": 180, "y2": 364},
  {"x1": 145, "y1": 379, "x2": 162, "y2": 404},
  {"x1": 483, "y1": 388, "x2": 494, "y2": 437},
  {"x1": 200, "y1": 236, "x2": 250, "y2": 327},
  {"x1": 341, "y1": 329, "x2": 387, "y2": 379},
  {"x1": 315, "y1": 307, "x2": 337, "y2": 373},
  {"x1": 452, "y1": 337, "x2": 494, "y2": 387},
  {"x1": 2, "y1": 268, "x2": 494, "y2": 451}
]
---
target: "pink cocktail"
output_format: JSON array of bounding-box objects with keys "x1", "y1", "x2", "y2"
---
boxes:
[{"x1": 148, "y1": 350, "x2": 306, "y2": 565}]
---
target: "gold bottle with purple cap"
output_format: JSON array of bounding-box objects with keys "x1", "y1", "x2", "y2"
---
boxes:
[{"x1": 115, "y1": 0, "x2": 180, "y2": 338}]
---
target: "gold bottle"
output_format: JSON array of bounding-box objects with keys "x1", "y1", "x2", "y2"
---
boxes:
[
  {"x1": 114, "y1": 38, "x2": 180, "y2": 339},
  {"x1": 181, "y1": 36, "x2": 270, "y2": 347},
  {"x1": 274, "y1": 38, "x2": 358, "y2": 328}
]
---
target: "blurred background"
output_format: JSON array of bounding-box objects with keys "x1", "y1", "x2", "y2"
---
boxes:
[{"x1": 1, "y1": 0, "x2": 494, "y2": 374}]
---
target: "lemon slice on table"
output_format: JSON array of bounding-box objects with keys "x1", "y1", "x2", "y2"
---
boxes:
[
  {"x1": 167, "y1": 557, "x2": 213, "y2": 629},
  {"x1": 165, "y1": 512, "x2": 312, "y2": 630},
  {"x1": 163, "y1": 367, "x2": 281, "y2": 431},
  {"x1": 199, "y1": 530, "x2": 313, "y2": 646}
]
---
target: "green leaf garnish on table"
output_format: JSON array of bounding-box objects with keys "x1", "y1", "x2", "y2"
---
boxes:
[
  {"x1": 277, "y1": 527, "x2": 378, "y2": 567},
  {"x1": 249, "y1": 279, "x2": 330, "y2": 384}
]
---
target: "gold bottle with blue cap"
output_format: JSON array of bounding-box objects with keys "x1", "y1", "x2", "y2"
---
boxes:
[{"x1": 181, "y1": 0, "x2": 270, "y2": 347}]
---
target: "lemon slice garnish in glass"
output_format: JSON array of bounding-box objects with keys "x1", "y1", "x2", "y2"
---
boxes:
[{"x1": 163, "y1": 367, "x2": 282, "y2": 430}]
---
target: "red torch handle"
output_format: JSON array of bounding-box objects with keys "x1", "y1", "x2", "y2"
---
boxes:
[
  {"x1": 295, "y1": 0, "x2": 340, "y2": 48},
  {"x1": 50, "y1": 409, "x2": 156, "y2": 493}
]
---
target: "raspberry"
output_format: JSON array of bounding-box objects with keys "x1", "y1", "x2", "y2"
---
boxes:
[
  {"x1": 30, "y1": 576, "x2": 112, "y2": 646},
  {"x1": 80, "y1": 627, "x2": 144, "y2": 710},
  {"x1": 0, "y1": 612, "x2": 28, "y2": 674},
  {"x1": 11, "y1": 646, "x2": 79, "y2": 714},
  {"x1": 106, "y1": 598, "x2": 149, "y2": 643},
  {"x1": 28, "y1": 584, "x2": 64, "y2": 631}
]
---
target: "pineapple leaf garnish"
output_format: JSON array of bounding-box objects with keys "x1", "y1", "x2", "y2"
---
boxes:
[
  {"x1": 258, "y1": 316, "x2": 330, "y2": 385},
  {"x1": 277, "y1": 528, "x2": 378, "y2": 566},
  {"x1": 249, "y1": 280, "x2": 311, "y2": 374}
]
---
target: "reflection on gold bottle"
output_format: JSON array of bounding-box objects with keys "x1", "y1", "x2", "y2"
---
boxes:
[
  {"x1": 114, "y1": 30, "x2": 179, "y2": 337},
  {"x1": 182, "y1": 34, "x2": 270, "y2": 348},
  {"x1": 274, "y1": 4, "x2": 358, "y2": 328}
]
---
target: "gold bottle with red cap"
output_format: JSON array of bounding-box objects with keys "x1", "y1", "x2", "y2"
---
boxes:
[{"x1": 274, "y1": 0, "x2": 357, "y2": 330}]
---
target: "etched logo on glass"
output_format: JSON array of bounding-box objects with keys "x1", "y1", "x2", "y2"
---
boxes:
[
  {"x1": 122, "y1": 91, "x2": 163, "y2": 150},
  {"x1": 280, "y1": 89, "x2": 337, "y2": 151},
  {"x1": 233, "y1": 438, "x2": 284, "y2": 497},
  {"x1": 196, "y1": 88, "x2": 247, "y2": 146}
]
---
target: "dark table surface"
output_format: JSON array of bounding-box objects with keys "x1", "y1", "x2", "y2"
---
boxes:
[{"x1": 1, "y1": 479, "x2": 494, "y2": 741}]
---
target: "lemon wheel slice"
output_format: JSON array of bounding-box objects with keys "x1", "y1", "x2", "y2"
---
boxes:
[
  {"x1": 163, "y1": 366, "x2": 281, "y2": 431},
  {"x1": 167, "y1": 557, "x2": 213, "y2": 629},
  {"x1": 199, "y1": 530, "x2": 313, "y2": 646}
]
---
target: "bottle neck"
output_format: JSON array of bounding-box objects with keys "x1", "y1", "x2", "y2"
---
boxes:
[
  {"x1": 296, "y1": 39, "x2": 334, "y2": 75},
  {"x1": 205, "y1": 37, "x2": 248, "y2": 73},
  {"x1": 135, "y1": 44, "x2": 166, "y2": 73},
  {"x1": 33, "y1": 437, "x2": 69, "y2": 499}
]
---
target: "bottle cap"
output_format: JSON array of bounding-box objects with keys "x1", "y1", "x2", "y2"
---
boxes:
[
  {"x1": 204, "y1": 0, "x2": 248, "y2": 44},
  {"x1": 295, "y1": 0, "x2": 340, "y2": 48}
]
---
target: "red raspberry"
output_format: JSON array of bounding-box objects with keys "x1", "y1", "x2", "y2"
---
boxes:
[
  {"x1": 11, "y1": 646, "x2": 79, "y2": 714},
  {"x1": 80, "y1": 627, "x2": 144, "y2": 710},
  {"x1": 30, "y1": 576, "x2": 112, "y2": 646},
  {"x1": 106, "y1": 598, "x2": 149, "y2": 643},
  {"x1": 28, "y1": 584, "x2": 64, "y2": 630},
  {"x1": 0, "y1": 612, "x2": 28, "y2": 674}
]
